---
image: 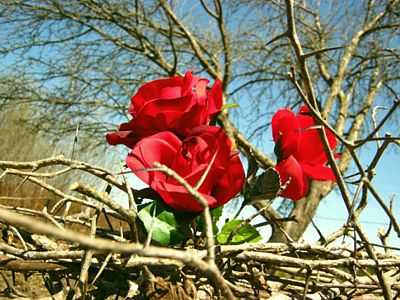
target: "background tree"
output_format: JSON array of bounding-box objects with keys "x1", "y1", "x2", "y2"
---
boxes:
[{"x1": 0, "y1": 0, "x2": 398, "y2": 242}]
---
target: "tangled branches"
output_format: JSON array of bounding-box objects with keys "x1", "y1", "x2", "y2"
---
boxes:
[{"x1": 0, "y1": 154, "x2": 399, "y2": 299}]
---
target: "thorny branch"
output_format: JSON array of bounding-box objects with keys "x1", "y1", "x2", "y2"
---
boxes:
[
  {"x1": 0, "y1": 149, "x2": 398, "y2": 298},
  {"x1": 282, "y1": 0, "x2": 399, "y2": 298}
]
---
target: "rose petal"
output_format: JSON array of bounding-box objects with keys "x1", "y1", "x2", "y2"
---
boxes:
[
  {"x1": 128, "y1": 75, "x2": 184, "y2": 115},
  {"x1": 207, "y1": 77, "x2": 223, "y2": 117},
  {"x1": 155, "y1": 180, "x2": 217, "y2": 213},
  {"x1": 133, "y1": 95, "x2": 194, "y2": 119},
  {"x1": 123, "y1": 126, "x2": 244, "y2": 212},
  {"x1": 275, "y1": 156, "x2": 308, "y2": 201},
  {"x1": 271, "y1": 109, "x2": 301, "y2": 158},
  {"x1": 169, "y1": 136, "x2": 211, "y2": 179},
  {"x1": 192, "y1": 78, "x2": 209, "y2": 106},
  {"x1": 106, "y1": 130, "x2": 138, "y2": 148},
  {"x1": 181, "y1": 70, "x2": 201, "y2": 95},
  {"x1": 189, "y1": 126, "x2": 232, "y2": 165},
  {"x1": 107, "y1": 71, "x2": 223, "y2": 148},
  {"x1": 300, "y1": 163, "x2": 337, "y2": 182},
  {"x1": 126, "y1": 132, "x2": 181, "y2": 184},
  {"x1": 213, "y1": 152, "x2": 245, "y2": 206},
  {"x1": 296, "y1": 106, "x2": 338, "y2": 165}
]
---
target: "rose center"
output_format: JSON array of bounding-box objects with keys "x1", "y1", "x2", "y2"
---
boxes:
[{"x1": 181, "y1": 137, "x2": 201, "y2": 161}]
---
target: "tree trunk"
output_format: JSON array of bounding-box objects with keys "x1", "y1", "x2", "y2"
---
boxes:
[{"x1": 267, "y1": 180, "x2": 335, "y2": 242}]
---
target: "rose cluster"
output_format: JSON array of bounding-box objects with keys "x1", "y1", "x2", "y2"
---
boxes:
[
  {"x1": 107, "y1": 71, "x2": 245, "y2": 213},
  {"x1": 272, "y1": 106, "x2": 338, "y2": 200}
]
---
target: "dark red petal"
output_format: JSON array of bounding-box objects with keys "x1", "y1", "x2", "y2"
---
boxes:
[
  {"x1": 192, "y1": 78, "x2": 209, "y2": 106},
  {"x1": 126, "y1": 132, "x2": 181, "y2": 184},
  {"x1": 207, "y1": 77, "x2": 223, "y2": 117},
  {"x1": 106, "y1": 131, "x2": 138, "y2": 148},
  {"x1": 275, "y1": 156, "x2": 308, "y2": 201},
  {"x1": 271, "y1": 109, "x2": 301, "y2": 158},
  {"x1": 296, "y1": 106, "x2": 338, "y2": 165},
  {"x1": 133, "y1": 95, "x2": 194, "y2": 119},
  {"x1": 300, "y1": 163, "x2": 337, "y2": 182},
  {"x1": 189, "y1": 126, "x2": 232, "y2": 166},
  {"x1": 127, "y1": 96, "x2": 199, "y2": 137},
  {"x1": 304, "y1": 128, "x2": 338, "y2": 166},
  {"x1": 181, "y1": 70, "x2": 201, "y2": 95},
  {"x1": 155, "y1": 180, "x2": 217, "y2": 213},
  {"x1": 189, "y1": 167, "x2": 216, "y2": 198},
  {"x1": 169, "y1": 137, "x2": 210, "y2": 179},
  {"x1": 189, "y1": 126, "x2": 231, "y2": 149},
  {"x1": 128, "y1": 75, "x2": 184, "y2": 115},
  {"x1": 212, "y1": 152, "x2": 245, "y2": 207},
  {"x1": 106, "y1": 119, "x2": 161, "y2": 148},
  {"x1": 167, "y1": 105, "x2": 206, "y2": 135}
]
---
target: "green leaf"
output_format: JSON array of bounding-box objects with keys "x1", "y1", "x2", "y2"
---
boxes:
[
  {"x1": 211, "y1": 206, "x2": 223, "y2": 222},
  {"x1": 217, "y1": 219, "x2": 262, "y2": 245},
  {"x1": 137, "y1": 202, "x2": 192, "y2": 245},
  {"x1": 222, "y1": 103, "x2": 239, "y2": 110},
  {"x1": 196, "y1": 206, "x2": 224, "y2": 234}
]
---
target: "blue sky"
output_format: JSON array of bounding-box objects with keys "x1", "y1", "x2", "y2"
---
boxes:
[
  {"x1": 233, "y1": 146, "x2": 400, "y2": 251},
  {"x1": 1, "y1": 1, "x2": 398, "y2": 250}
]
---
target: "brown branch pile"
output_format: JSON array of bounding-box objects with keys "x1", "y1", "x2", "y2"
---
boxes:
[{"x1": 0, "y1": 155, "x2": 399, "y2": 299}]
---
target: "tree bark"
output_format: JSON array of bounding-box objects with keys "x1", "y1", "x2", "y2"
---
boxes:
[{"x1": 268, "y1": 180, "x2": 335, "y2": 242}]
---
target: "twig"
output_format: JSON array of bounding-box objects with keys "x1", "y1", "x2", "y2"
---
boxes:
[
  {"x1": 302, "y1": 269, "x2": 312, "y2": 300},
  {"x1": 143, "y1": 202, "x2": 157, "y2": 249},
  {"x1": 265, "y1": 31, "x2": 288, "y2": 47},
  {"x1": 41, "y1": 206, "x2": 65, "y2": 231},
  {"x1": 308, "y1": 214, "x2": 325, "y2": 244},
  {"x1": 227, "y1": 206, "x2": 270, "y2": 245},
  {"x1": 0, "y1": 155, "x2": 155, "y2": 200},
  {"x1": 363, "y1": 179, "x2": 400, "y2": 237},
  {"x1": 354, "y1": 100, "x2": 399, "y2": 148},
  {"x1": 153, "y1": 162, "x2": 216, "y2": 263},
  {"x1": 0, "y1": 207, "x2": 235, "y2": 300},
  {"x1": 70, "y1": 182, "x2": 135, "y2": 222},
  {"x1": 90, "y1": 252, "x2": 113, "y2": 286},
  {"x1": 77, "y1": 208, "x2": 100, "y2": 296},
  {"x1": 228, "y1": 251, "x2": 400, "y2": 269},
  {"x1": 8, "y1": 226, "x2": 28, "y2": 251},
  {"x1": 302, "y1": 46, "x2": 344, "y2": 59},
  {"x1": 0, "y1": 271, "x2": 26, "y2": 298},
  {"x1": 118, "y1": 160, "x2": 139, "y2": 242},
  {"x1": 218, "y1": 111, "x2": 275, "y2": 169},
  {"x1": 283, "y1": 0, "x2": 393, "y2": 296},
  {"x1": 70, "y1": 122, "x2": 80, "y2": 160}
]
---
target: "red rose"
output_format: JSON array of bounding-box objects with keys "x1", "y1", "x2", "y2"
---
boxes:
[
  {"x1": 126, "y1": 126, "x2": 245, "y2": 212},
  {"x1": 272, "y1": 106, "x2": 338, "y2": 200},
  {"x1": 275, "y1": 156, "x2": 308, "y2": 201},
  {"x1": 106, "y1": 70, "x2": 222, "y2": 148}
]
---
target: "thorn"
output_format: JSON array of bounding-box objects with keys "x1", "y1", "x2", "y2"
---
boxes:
[
  {"x1": 70, "y1": 122, "x2": 80, "y2": 160},
  {"x1": 302, "y1": 46, "x2": 344, "y2": 59},
  {"x1": 308, "y1": 213, "x2": 326, "y2": 244},
  {"x1": 265, "y1": 32, "x2": 288, "y2": 47}
]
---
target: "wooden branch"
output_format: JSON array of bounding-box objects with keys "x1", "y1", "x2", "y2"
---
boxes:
[
  {"x1": 228, "y1": 251, "x2": 400, "y2": 269},
  {"x1": 159, "y1": 0, "x2": 220, "y2": 79},
  {"x1": 283, "y1": 0, "x2": 394, "y2": 297},
  {"x1": 153, "y1": 162, "x2": 216, "y2": 264},
  {"x1": 0, "y1": 254, "x2": 66, "y2": 272},
  {"x1": 0, "y1": 155, "x2": 159, "y2": 201},
  {"x1": 0, "y1": 207, "x2": 235, "y2": 300},
  {"x1": 354, "y1": 100, "x2": 399, "y2": 148},
  {"x1": 70, "y1": 182, "x2": 135, "y2": 222},
  {"x1": 218, "y1": 111, "x2": 275, "y2": 169}
]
